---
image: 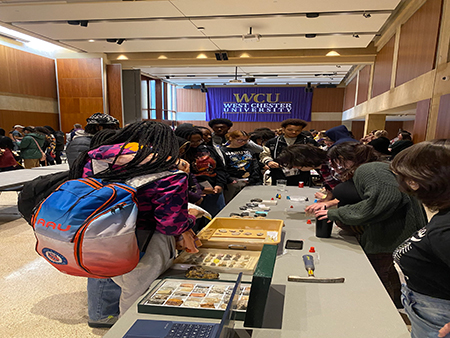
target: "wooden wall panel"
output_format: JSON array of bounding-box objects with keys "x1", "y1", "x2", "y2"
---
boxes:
[
  {"x1": 435, "y1": 93, "x2": 450, "y2": 138},
  {"x1": 351, "y1": 121, "x2": 365, "y2": 140},
  {"x1": 176, "y1": 120, "x2": 343, "y2": 134},
  {"x1": 413, "y1": 99, "x2": 431, "y2": 143},
  {"x1": 57, "y1": 58, "x2": 104, "y2": 132},
  {"x1": 343, "y1": 76, "x2": 357, "y2": 111},
  {"x1": 176, "y1": 89, "x2": 206, "y2": 112},
  {"x1": 357, "y1": 66, "x2": 371, "y2": 105},
  {"x1": 372, "y1": 35, "x2": 395, "y2": 98},
  {"x1": 106, "y1": 64, "x2": 123, "y2": 127},
  {"x1": 0, "y1": 45, "x2": 57, "y2": 99},
  {"x1": 0, "y1": 110, "x2": 59, "y2": 131},
  {"x1": 311, "y1": 88, "x2": 345, "y2": 112},
  {"x1": 385, "y1": 121, "x2": 404, "y2": 140},
  {"x1": 402, "y1": 120, "x2": 415, "y2": 132},
  {"x1": 395, "y1": 0, "x2": 442, "y2": 87}
]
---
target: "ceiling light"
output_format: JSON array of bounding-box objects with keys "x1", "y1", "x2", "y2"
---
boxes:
[
  {"x1": 326, "y1": 50, "x2": 340, "y2": 56},
  {"x1": 352, "y1": 33, "x2": 360, "y2": 38},
  {"x1": 240, "y1": 53, "x2": 250, "y2": 58},
  {"x1": 80, "y1": 20, "x2": 89, "y2": 27},
  {"x1": 106, "y1": 39, "x2": 118, "y2": 43},
  {"x1": 336, "y1": 65, "x2": 341, "y2": 68},
  {"x1": 158, "y1": 55, "x2": 168, "y2": 59},
  {"x1": 88, "y1": 39, "x2": 95, "y2": 42},
  {"x1": 306, "y1": 13, "x2": 319, "y2": 18},
  {"x1": 363, "y1": 12, "x2": 371, "y2": 18},
  {"x1": 305, "y1": 34, "x2": 316, "y2": 38},
  {"x1": 197, "y1": 53, "x2": 208, "y2": 59},
  {"x1": 197, "y1": 27, "x2": 205, "y2": 30},
  {"x1": 117, "y1": 39, "x2": 125, "y2": 45},
  {"x1": 68, "y1": 21, "x2": 80, "y2": 26},
  {"x1": 117, "y1": 55, "x2": 128, "y2": 60}
]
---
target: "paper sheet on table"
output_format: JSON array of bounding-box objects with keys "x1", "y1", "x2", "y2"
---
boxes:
[{"x1": 188, "y1": 203, "x2": 212, "y2": 220}]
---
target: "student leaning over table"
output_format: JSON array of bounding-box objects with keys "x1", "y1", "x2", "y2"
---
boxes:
[
  {"x1": 314, "y1": 142, "x2": 427, "y2": 309},
  {"x1": 69, "y1": 121, "x2": 203, "y2": 328},
  {"x1": 390, "y1": 140, "x2": 450, "y2": 338}
]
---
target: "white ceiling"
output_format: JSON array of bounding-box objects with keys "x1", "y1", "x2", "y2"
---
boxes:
[{"x1": 0, "y1": 0, "x2": 402, "y2": 87}]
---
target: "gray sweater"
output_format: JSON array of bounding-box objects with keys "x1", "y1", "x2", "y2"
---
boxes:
[{"x1": 327, "y1": 162, "x2": 427, "y2": 254}]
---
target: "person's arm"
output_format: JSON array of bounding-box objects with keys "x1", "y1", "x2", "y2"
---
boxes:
[
  {"x1": 259, "y1": 145, "x2": 279, "y2": 168},
  {"x1": 141, "y1": 173, "x2": 196, "y2": 236},
  {"x1": 246, "y1": 140, "x2": 263, "y2": 153},
  {"x1": 326, "y1": 165, "x2": 405, "y2": 226},
  {"x1": 209, "y1": 147, "x2": 227, "y2": 192},
  {"x1": 439, "y1": 322, "x2": 450, "y2": 337},
  {"x1": 249, "y1": 153, "x2": 263, "y2": 185},
  {"x1": 19, "y1": 136, "x2": 31, "y2": 150}
]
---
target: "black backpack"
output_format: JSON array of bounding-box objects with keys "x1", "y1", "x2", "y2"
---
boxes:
[
  {"x1": 17, "y1": 171, "x2": 69, "y2": 225},
  {"x1": 54, "y1": 131, "x2": 65, "y2": 151}
]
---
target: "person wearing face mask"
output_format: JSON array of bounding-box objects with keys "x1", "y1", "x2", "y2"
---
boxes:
[
  {"x1": 221, "y1": 130, "x2": 262, "y2": 203},
  {"x1": 260, "y1": 119, "x2": 317, "y2": 186},
  {"x1": 314, "y1": 142, "x2": 427, "y2": 309}
]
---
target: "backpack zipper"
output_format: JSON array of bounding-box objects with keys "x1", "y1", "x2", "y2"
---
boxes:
[{"x1": 73, "y1": 201, "x2": 129, "y2": 277}]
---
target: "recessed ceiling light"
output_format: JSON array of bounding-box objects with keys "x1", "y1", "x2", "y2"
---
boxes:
[
  {"x1": 196, "y1": 53, "x2": 208, "y2": 59},
  {"x1": 117, "y1": 55, "x2": 128, "y2": 60},
  {"x1": 158, "y1": 55, "x2": 168, "y2": 59},
  {"x1": 326, "y1": 51, "x2": 340, "y2": 57},
  {"x1": 197, "y1": 27, "x2": 205, "y2": 30},
  {"x1": 240, "y1": 53, "x2": 250, "y2": 58},
  {"x1": 88, "y1": 39, "x2": 95, "y2": 42}
]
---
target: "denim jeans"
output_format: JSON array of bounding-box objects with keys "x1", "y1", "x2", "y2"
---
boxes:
[
  {"x1": 402, "y1": 284, "x2": 450, "y2": 338},
  {"x1": 87, "y1": 278, "x2": 121, "y2": 321},
  {"x1": 200, "y1": 192, "x2": 225, "y2": 217}
]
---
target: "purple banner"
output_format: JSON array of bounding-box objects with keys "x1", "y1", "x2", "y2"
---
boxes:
[{"x1": 206, "y1": 87, "x2": 313, "y2": 122}]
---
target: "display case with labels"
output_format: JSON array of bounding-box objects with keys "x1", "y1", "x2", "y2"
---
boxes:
[
  {"x1": 138, "y1": 278, "x2": 250, "y2": 320},
  {"x1": 172, "y1": 248, "x2": 261, "y2": 275},
  {"x1": 197, "y1": 217, "x2": 284, "y2": 251}
]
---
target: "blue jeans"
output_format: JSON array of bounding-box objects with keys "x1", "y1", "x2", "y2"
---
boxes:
[
  {"x1": 87, "y1": 278, "x2": 121, "y2": 321},
  {"x1": 200, "y1": 192, "x2": 225, "y2": 217},
  {"x1": 402, "y1": 284, "x2": 450, "y2": 338}
]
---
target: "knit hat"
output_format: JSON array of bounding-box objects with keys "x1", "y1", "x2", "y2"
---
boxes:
[{"x1": 86, "y1": 113, "x2": 118, "y2": 125}]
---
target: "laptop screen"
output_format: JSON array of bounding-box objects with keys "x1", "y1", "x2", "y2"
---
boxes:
[{"x1": 216, "y1": 272, "x2": 242, "y2": 338}]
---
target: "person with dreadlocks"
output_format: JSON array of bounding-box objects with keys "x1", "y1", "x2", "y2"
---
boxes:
[
  {"x1": 70, "y1": 121, "x2": 203, "y2": 328},
  {"x1": 175, "y1": 126, "x2": 226, "y2": 221}
]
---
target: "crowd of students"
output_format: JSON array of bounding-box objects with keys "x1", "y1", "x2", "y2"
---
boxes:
[{"x1": 2, "y1": 113, "x2": 449, "y2": 337}]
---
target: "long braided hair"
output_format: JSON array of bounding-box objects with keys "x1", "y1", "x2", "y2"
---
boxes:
[{"x1": 70, "y1": 121, "x2": 179, "y2": 182}]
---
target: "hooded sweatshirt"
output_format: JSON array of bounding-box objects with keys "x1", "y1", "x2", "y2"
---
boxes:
[
  {"x1": 82, "y1": 142, "x2": 195, "y2": 236},
  {"x1": 325, "y1": 125, "x2": 357, "y2": 147}
]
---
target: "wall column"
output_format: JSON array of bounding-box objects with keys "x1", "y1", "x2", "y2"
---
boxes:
[{"x1": 364, "y1": 114, "x2": 386, "y2": 135}]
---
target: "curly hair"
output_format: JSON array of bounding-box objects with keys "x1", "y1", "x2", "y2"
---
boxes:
[{"x1": 390, "y1": 139, "x2": 450, "y2": 210}]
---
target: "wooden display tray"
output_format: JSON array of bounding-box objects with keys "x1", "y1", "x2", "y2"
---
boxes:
[
  {"x1": 172, "y1": 248, "x2": 261, "y2": 275},
  {"x1": 198, "y1": 217, "x2": 283, "y2": 251}
]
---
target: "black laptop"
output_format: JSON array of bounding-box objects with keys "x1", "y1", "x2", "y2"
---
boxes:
[{"x1": 122, "y1": 273, "x2": 242, "y2": 338}]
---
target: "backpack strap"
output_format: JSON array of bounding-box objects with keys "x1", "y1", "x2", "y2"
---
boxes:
[{"x1": 125, "y1": 170, "x2": 186, "y2": 189}]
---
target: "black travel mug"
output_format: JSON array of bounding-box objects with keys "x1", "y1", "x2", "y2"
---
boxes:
[{"x1": 315, "y1": 217, "x2": 333, "y2": 238}]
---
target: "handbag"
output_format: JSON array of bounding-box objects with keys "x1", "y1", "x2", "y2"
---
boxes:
[{"x1": 30, "y1": 137, "x2": 47, "y2": 162}]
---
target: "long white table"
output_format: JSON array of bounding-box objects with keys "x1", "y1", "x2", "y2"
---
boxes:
[
  {"x1": 104, "y1": 186, "x2": 410, "y2": 338},
  {"x1": 0, "y1": 163, "x2": 69, "y2": 191}
]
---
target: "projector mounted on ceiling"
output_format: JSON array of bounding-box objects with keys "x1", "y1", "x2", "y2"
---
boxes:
[
  {"x1": 242, "y1": 27, "x2": 261, "y2": 42},
  {"x1": 229, "y1": 67, "x2": 243, "y2": 83},
  {"x1": 242, "y1": 34, "x2": 261, "y2": 42}
]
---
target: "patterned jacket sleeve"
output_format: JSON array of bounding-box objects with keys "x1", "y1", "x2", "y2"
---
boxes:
[{"x1": 137, "y1": 172, "x2": 195, "y2": 236}]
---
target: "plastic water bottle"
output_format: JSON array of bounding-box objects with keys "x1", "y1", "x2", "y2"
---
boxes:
[{"x1": 309, "y1": 246, "x2": 319, "y2": 264}]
